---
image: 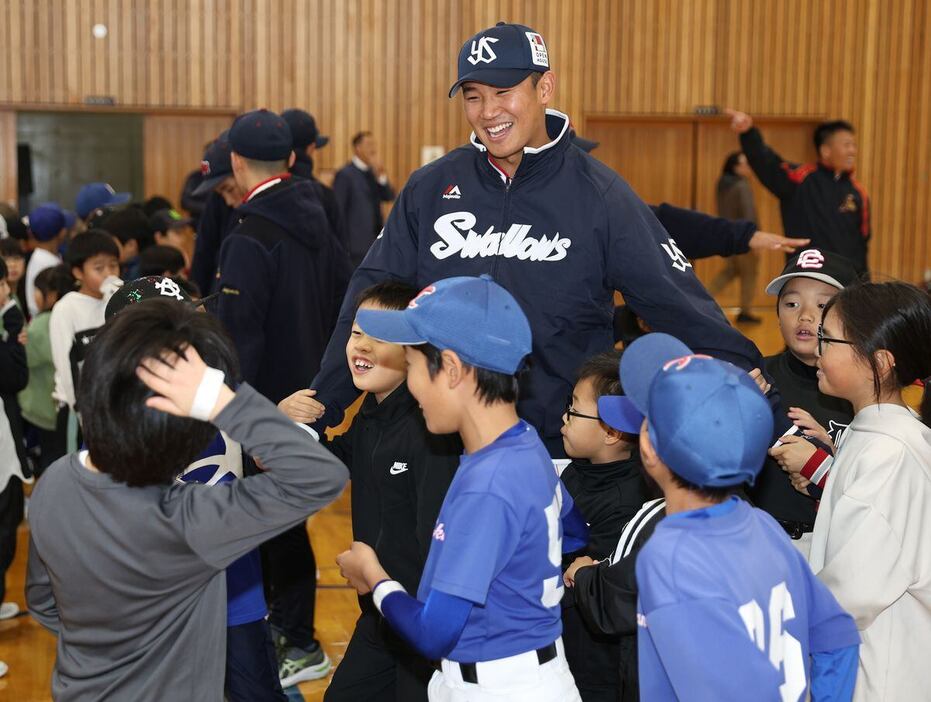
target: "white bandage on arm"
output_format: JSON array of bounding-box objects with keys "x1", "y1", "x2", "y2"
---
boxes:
[
  {"x1": 294, "y1": 422, "x2": 320, "y2": 441},
  {"x1": 372, "y1": 580, "x2": 407, "y2": 615},
  {"x1": 190, "y1": 367, "x2": 226, "y2": 421}
]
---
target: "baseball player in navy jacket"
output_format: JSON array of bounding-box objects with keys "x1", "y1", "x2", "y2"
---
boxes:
[{"x1": 312, "y1": 22, "x2": 765, "y2": 455}]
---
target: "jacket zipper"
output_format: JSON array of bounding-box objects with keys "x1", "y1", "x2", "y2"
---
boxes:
[{"x1": 492, "y1": 177, "x2": 512, "y2": 280}]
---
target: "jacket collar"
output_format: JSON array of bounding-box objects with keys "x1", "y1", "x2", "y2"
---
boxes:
[
  {"x1": 470, "y1": 109, "x2": 572, "y2": 184},
  {"x1": 359, "y1": 381, "x2": 419, "y2": 423}
]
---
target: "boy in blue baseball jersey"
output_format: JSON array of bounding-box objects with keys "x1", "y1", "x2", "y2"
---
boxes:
[
  {"x1": 601, "y1": 333, "x2": 860, "y2": 701},
  {"x1": 335, "y1": 275, "x2": 587, "y2": 701}
]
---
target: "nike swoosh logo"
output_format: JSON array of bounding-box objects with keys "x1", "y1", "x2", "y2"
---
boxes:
[{"x1": 389, "y1": 463, "x2": 409, "y2": 475}]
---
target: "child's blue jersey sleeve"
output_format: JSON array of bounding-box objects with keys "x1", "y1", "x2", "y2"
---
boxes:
[{"x1": 427, "y1": 492, "x2": 521, "y2": 604}]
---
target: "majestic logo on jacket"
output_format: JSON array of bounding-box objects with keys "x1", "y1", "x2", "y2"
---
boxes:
[
  {"x1": 442, "y1": 185, "x2": 462, "y2": 200},
  {"x1": 468, "y1": 36, "x2": 499, "y2": 65},
  {"x1": 432, "y1": 211, "x2": 571, "y2": 262}
]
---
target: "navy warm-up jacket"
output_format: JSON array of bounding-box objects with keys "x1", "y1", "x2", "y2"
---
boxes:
[{"x1": 311, "y1": 110, "x2": 764, "y2": 452}]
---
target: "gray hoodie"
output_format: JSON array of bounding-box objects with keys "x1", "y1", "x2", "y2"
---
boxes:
[{"x1": 26, "y1": 384, "x2": 348, "y2": 701}]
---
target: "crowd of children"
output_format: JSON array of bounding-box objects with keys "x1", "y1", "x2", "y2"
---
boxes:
[{"x1": 2, "y1": 22, "x2": 931, "y2": 702}]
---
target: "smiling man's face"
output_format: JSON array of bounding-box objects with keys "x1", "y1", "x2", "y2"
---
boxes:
[{"x1": 461, "y1": 72, "x2": 553, "y2": 167}]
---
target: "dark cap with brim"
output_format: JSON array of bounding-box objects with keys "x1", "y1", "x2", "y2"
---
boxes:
[
  {"x1": 449, "y1": 68, "x2": 538, "y2": 97},
  {"x1": 450, "y1": 22, "x2": 550, "y2": 97},
  {"x1": 765, "y1": 248, "x2": 860, "y2": 296}
]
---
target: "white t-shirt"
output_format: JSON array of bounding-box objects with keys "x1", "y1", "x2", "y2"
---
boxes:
[
  {"x1": 25, "y1": 247, "x2": 62, "y2": 318},
  {"x1": 49, "y1": 291, "x2": 107, "y2": 409}
]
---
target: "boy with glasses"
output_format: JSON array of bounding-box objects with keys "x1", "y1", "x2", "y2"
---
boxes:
[{"x1": 559, "y1": 350, "x2": 652, "y2": 701}]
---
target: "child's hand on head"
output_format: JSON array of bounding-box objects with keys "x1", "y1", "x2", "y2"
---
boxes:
[
  {"x1": 137, "y1": 345, "x2": 233, "y2": 421},
  {"x1": 278, "y1": 389, "x2": 325, "y2": 423},
  {"x1": 769, "y1": 434, "x2": 817, "y2": 474}
]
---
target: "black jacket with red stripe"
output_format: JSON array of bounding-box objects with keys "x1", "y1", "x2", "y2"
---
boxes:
[{"x1": 740, "y1": 127, "x2": 871, "y2": 274}]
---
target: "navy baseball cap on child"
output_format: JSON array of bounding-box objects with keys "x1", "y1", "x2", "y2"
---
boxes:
[
  {"x1": 765, "y1": 248, "x2": 860, "y2": 295},
  {"x1": 282, "y1": 109, "x2": 329, "y2": 149},
  {"x1": 28, "y1": 204, "x2": 66, "y2": 241},
  {"x1": 229, "y1": 109, "x2": 293, "y2": 161},
  {"x1": 355, "y1": 274, "x2": 532, "y2": 375},
  {"x1": 616, "y1": 333, "x2": 773, "y2": 487},
  {"x1": 105, "y1": 276, "x2": 200, "y2": 320},
  {"x1": 449, "y1": 22, "x2": 550, "y2": 97},
  {"x1": 75, "y1": 182, "x2": 131, "y2": 219},
  {"x1": 193, "y1": 131, "x2": 233, "y2": 196}
]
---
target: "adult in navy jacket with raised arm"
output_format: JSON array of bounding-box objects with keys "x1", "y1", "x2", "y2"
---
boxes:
[{"x1": 311, "y1": 23, "x2": 766, "y2": 456}]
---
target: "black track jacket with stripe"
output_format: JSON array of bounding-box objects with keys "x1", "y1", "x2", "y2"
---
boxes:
[{"x1": 740, "y1": 127, "x2": 871, "y2": 274}]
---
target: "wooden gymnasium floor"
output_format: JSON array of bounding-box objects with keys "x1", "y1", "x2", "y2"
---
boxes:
[{"x1": 0, "y1": 308, "x2": 800, "y2": 701}]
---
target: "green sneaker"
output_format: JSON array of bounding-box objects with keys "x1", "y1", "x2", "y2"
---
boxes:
[{"x1": 278, "y1": 642, "x2": 332, "y2": 687}]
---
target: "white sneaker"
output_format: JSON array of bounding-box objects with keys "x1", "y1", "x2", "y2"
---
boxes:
[
  {"x1": 0, "y1": 602, "x2": 20, "y2": 620},
  {"x1": 0, "y1": 660, "x2": 7, "y2": 678}
]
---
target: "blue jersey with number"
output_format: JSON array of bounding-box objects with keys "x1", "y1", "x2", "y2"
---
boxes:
[
  {"x1": 636, "y1": 497, "x2": 859, "y2": 701},
  {"x1": 416, "y1": 421, "x2": 574, "y2": 662}
]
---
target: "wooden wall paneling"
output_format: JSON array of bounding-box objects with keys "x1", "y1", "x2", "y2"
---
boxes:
[
  {"x1": 142, "y1": 114, "x2": 234, "y2": 209},
  {"x1": 0, "y1": 111, "x2": 17, "y2": 205},
  {"x1": 582, "y1": 117, "x2": 695, "y2": 208}
]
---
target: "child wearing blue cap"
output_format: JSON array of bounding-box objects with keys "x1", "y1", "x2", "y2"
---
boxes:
[
  {"x1": 600, "y1": 332, "x2": 859, "y2": 701},
  {"x1": 335, "y1": 274, "x2": 588, "y2": 701},
  {"x1": 557, "y1": 349, "x2": 652, "y2": 702}
]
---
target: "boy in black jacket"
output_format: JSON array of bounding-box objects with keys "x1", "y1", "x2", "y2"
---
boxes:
[
  {"x1": 758, "y1": 249, "x2": 859, "y2": 556},
  {"x1": 558, "y1": 350, "x2": 653, "y2": 702},
  {"x1": 278, "y1": 282, "x2": 460, "y2": 702}
]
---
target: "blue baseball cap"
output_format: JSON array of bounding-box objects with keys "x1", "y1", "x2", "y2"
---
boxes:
[
  {"x1": 355, "y1": 274, "x2": 532, "y2": 375},
  {"x1": 28, "y1": 204, "x2": 66, "y2": 241},
  {"x1": 229, "y1": 109, "x2": 293, "y2": 161},
  {"x1": 449, "y1": 22, "x2": 551, "y2": 97},
  {"x1": 618, "y1": 333, "x2": 773, "y2": 487},
  {"x1": 597, "y1": 394, "x2": 645, "y2": 435},
  {"x1": 193, "y1": 131, "x2": 233, "y2": 196},
  {"x1": 75, "y1": 182, "x2": 131, "y2": 219}
]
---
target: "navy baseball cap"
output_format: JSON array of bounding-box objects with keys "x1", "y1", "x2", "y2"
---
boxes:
[
  {"x1": 193, "y1": 131, "x2": 233, "y2": 196},
  {"x1": 618, "y1": 333, "x2": 773, "y2": 487},
  {"x1": 765, "y1": 248, "x2": 860, "y2": 295},
  {"x1": 282, "y1": 109, "x2": 329, "y2": 149},
  {"x1": 229, "y1": 109, "x2": 293, "y2": 161},
  {"x1": 356, "y1": 274, "x2": 532, "y2": 375},
  {"x1": 449, "y1": 22, "x2": 550, "y2": 97},
  {"x1": 28, "y1": 204, "x2": 66, "y2": 241},
  {"x1": 75, "y1": 182, "x2": 131, "y2": 219}
]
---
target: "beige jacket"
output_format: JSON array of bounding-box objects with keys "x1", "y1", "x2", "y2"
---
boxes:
[{"x1": 809, "y1": 404, "x2": 931, "y2": 701}]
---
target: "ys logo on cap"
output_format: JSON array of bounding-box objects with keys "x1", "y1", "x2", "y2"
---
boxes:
[
  {"x1": 468, "y1": 36, "x2": 499, "y2": 65},
  {"x1": 798, "y1": 249, "x2": 825, "y2": 269}
]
